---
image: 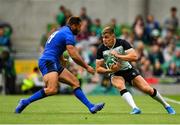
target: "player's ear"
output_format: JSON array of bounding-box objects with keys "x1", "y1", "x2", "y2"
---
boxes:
[{"x1": 70, "y1": 24, "x2": 75, "y2": 29}]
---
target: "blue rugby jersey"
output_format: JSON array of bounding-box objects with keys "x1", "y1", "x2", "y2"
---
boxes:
[{"x1": 39, "y1": 26, "x2": 75, "y2": 62}]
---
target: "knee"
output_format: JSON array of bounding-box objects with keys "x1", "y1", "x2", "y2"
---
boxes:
[
  {"x1": 113, "y1": 83, "x2": 124, "y2": 91},
  {"x1": 46, "y1": 87, "x2": 59, "y2": 95},
  {"x1": 115, "y1": 85, "x2": 123, "y2": 91},
  {"x1": 72, "y1": 79, "x2": 80, "y2": 89}
]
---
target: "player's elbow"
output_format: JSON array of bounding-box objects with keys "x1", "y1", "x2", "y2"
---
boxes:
[
  {"x1": 131, "y1": 53, "x2": 138, "y2": 61},
  {"x1": 133, "y1": 54, "x2": 138, "y2": 61}
]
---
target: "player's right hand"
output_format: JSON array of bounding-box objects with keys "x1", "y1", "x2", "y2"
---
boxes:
[
  {"x1": 110, "y1": 62, "x2": 121, "y2": 73},
  {"x1": 86, "y1": 66, "x2": 95, "y2": 75}
]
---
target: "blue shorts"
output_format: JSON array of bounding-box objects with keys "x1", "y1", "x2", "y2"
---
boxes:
[{"x1": 38, "y1": 59, "x2": 64, "y2": 76}]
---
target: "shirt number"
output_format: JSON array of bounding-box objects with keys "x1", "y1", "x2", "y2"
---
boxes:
[{"x1": 47, "y1": 31, "x2": 59, "y2": 44}]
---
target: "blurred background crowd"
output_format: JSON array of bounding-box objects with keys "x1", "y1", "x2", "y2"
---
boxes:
[{"x1": 0, "y1": 1, "x2": 180, "y2": 95}]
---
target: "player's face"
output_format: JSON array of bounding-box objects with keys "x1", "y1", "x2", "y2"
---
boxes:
[
  {"x1": 72, "y1": 23, "x2": 81, "y2": 35},
  {"x1": 102, "y1": 33, "x2": 115, "y2": 48}
]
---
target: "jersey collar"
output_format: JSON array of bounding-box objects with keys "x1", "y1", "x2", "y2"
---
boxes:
[
  {"x1": 66, "y1": 25, "x2": 73, "y2": 32},
  {"x1": 107, "y1": 38, "x2": 117, "y2": 50}
]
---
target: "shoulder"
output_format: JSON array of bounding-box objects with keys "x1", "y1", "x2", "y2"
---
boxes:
[
  {"x1": 61, "y1": 26, "x2": 74, "y2": 38},
  {"x1": 60, "y1": 26, "x2": 71, "y2": 33},
  {"x1": 116, "y1": 38, "x2": 127, "y2": 45},
  {"x1": 97, "y1": 43, "x2": 106, "y2": 51},
  {"x1": 116, "y1": 38, "x2": 132, "y2": 50},
  {"x1": 117, "y1": 38, "x2": 128, "y2": 42}
]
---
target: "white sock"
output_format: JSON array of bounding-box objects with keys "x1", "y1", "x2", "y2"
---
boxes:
[
  {"x1": 152, "y1": 90, "x2": 170, "y2": 108},
  {"x1": 122, "y1": 92, "x2": 138, "y2": 109}
]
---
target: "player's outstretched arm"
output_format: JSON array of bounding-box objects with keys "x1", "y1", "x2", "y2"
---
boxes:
[
  {"x1": 111, "y1": 48, "x2": 138, "y2": 62},
  {"x1": 66, "y1": 45, "x2": 95, "y2": 74}
]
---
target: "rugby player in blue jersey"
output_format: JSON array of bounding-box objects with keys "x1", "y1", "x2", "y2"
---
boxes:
[{"x1": 15, "y1": 16, "x2": 104, "y2": 114}]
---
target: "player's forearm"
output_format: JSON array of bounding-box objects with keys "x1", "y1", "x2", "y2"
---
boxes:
[
  {"x1": 67, "y1": 45, "x2": 89, "y2": 69},
  {"x1": 115, "y1": 53, "x2": 138, "y2": 62},
  {"x1": 96, "y1": 67, "x2": 112, "y2": 74},
  {"x1": 71, "y1": 54, "x2": 88, "y2": 69}
]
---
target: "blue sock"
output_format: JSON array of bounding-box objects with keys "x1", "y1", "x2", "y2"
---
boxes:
[
  {"x1": 73, "y1": 87, "x2": 94, "y2": 109},
  {"x1": 27, "y1": 89, "x2": 47, "y2": 103}
]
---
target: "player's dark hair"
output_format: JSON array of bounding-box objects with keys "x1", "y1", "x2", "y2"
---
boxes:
[
  {"x1": 102, "y1": 26, "x2": 114, "y2": 35},
  {"x1": 67, "y1": 16, "x2": 81, "y2": 26}
]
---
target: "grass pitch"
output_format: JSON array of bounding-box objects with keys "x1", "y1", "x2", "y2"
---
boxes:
[{"x1": 0, "y1": 95, "x2": 180, "y2": 124}]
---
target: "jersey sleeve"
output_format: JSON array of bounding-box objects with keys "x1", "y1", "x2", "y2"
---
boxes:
[
  {"x1": 122, "y1": 40, "x2": 132, "y2": 50},
  {"x1": 96, "y1": 45, "x2": 104, "y2": 59},
  {"x1": 65, "y1": 33, "x2": 76, "y2": 46}
]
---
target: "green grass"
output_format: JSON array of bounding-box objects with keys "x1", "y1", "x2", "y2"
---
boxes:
[{"x1": 0, "y1": 95, "x2": 180, "y2": 124}]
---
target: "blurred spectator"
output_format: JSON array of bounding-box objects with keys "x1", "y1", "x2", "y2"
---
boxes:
[
  {"x1": 90, "y1": 18, "x2": 103, "y2": 37},
  {"x1": 56, "y1": 5, "x2": 66, "y2": 26},
  {"x1": 132, "y1": 15, "x2": 148, "y2": 44},
  {"x1": 145, "y1": 14, "x2": 160, "y2": 42},
  {"x1": 162, "y1": 6, "x2": 179, "y2": 37},
  {"x1": 21, "y1": 67, "x2": 43, "y2": 94},
  {"x1": 163, "y1": 28, "x2": 177, "y2": 45},
  {"x1": 0, "y1": 26, "x2": 10, "y2": 49},
  {"x1": 156, "y1": 37, "x2": 166, "y2": 48},
  {"x1": 127, "y1": 32, "x2": 135, "y2": 46},
  {"x1": 120, "y1": 28, "x2": 130, "y2": 41},
  {"x1": 171, "y1": 48, "x2": 180, "y2": 68},
  {"x1": 163, "y1": 43, "x2": 175, "y2": 62},
  {"x1": 133, "y1": 41, "x2": 148, "y2": 70},
  {"x1": 140, "y1": 59, "x2": 153, "y2": 78},
  {"x1": 1, "y1": 50, "x2": 16, "y2": 94},
  {"x1": 76, "y1": 20, "x2": 90, "y2": 42},
  {"x1": 109, "y1": 18, "x2": 121, "y2": 37},
  {"x1": 88, "y1": 45, "x2": 97, "y2": 68},
  {"x1": 88, "y1": 30, "x2": 99, "y2": 45},
  {"x1": 79, "y1": 7, "x2": 92, "y2": 32},
  {"x1": 148, "y1": 44, "x2": 164, "y2": 65},
  {"x1": 166, "y1": 62, "x2": 179, "y2": 76},
  {"x1": 64, "y1": 9, "x2": 73, "y2": 22},
  {"x1": 134, "y1": 41, "x2": 148, "y2": 60},
  {"x1": 0, "y1": 21, "x2": 13, "y2": 38},
  {"x1": 150, "y1": 29, "x2": 161, "y2": 45},
  {"x1": 153, "y1": 61, "x2": 163, "y2": 77}
]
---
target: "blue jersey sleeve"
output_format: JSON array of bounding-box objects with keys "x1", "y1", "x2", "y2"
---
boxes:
[{"x1": 65, "y1": 34, "x2": 76, "y2": 46}]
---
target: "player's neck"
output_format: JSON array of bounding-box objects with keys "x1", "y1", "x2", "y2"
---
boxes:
[{"x1": 108, "y1": 39, "x2": 116, "y2": 49}]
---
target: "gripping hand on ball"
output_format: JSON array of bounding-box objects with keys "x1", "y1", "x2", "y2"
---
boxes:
[
  {"x1": 110, "y1": 62, "x2": 121, "y2": 72},
  {"x1": 110, "y1": 50, "x2": 118, "y2": 57}
]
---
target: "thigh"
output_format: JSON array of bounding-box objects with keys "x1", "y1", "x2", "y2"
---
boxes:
[
  {"x1": 132, "y1": 75, "x2": 153, "y2": 94},
  {"x1": 39, "y1": 59, "x2": 64, "y2": 76},
  {"x1": 123, "y1": 68, "x2": 140, "y2": 85},
  {"x1": 43, "y1": 71, "x2": 59, "y2": 88},
  {"x1": 58, "y1": 68, "x2": 80, "y2": 89},
  {"x1": 111, "y1": 75, "x2": 126, "y2": 91}
]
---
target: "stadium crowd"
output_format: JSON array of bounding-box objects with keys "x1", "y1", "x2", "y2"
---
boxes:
[
  {"x1": 40, "y1": 5, "x2": 180, "y2": 86},
  {"x1": 0, "y1": 20, "x2": 16, "y2": 94}
]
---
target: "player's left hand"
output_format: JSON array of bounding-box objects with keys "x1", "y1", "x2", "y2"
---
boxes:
[
  {"x1": 86, "y1": 65, "x2": 95, "y2": 75},
  {"x1": 110, "y1": 50, "x2": 118, "y2": 57},
  {"x1": 110, "y1": 62, "x2": 121, "y2": 72}
]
